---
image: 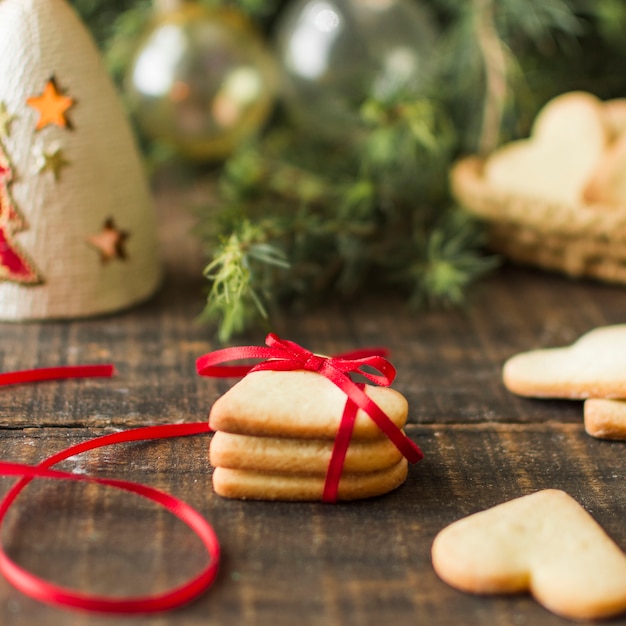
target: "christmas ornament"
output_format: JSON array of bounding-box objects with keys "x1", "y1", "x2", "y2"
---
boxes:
[
  {"x1": 126, "y1": 3, "x2": 277, "y2": 161},
  {"x1": 0, "y1": 146, "x2": 42, "y2": 285},
  {"x1": 274, "y1": 0, "x2": 438, "y2": 140},
  {"x1": 0, "y1": 0, "x2": 161, "y2": 320}
]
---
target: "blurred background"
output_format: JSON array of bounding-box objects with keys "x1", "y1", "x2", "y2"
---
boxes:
[{"x1": 67, "y1": 0, "x2": 626, "y2": 339}]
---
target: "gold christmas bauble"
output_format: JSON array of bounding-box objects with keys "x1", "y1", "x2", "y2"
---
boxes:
[
  {"x1": 126, "y1": 5, "x2": 277, "y2": 160},
  {"x1": 275, "y1": 0, "x2": 437, "y2": 140}
]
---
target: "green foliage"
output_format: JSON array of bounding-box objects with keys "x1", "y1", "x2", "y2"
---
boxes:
[
  {"x1": 407, "y1": 210, "x2": 499, "y2": 308},
  {"x1": 195, "y1": 94, "x2": 497, "y2": 340},
  {"x1": 435, "y1": 0, "x2": 626, "y2": 151},
  {"x1": 200, "y1": 221, "x2": 289, "y2": 342},
  {"x1": 70, "y1": 0, "x2": 147, "y2": 48}
]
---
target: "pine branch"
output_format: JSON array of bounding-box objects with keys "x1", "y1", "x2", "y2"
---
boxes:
[
  {"x1": 198, "y1": 92, "x2": 496, "y2": 340},
  {"x1": 199, "y1": 220, "x2": 288, "y2": 342},
  {"x1": 407, "y1": 210, "x2": 500, "y2": 308}
]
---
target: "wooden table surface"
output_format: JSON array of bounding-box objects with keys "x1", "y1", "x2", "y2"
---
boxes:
[{"x1": 0, "y1": 190, "x2": 625, "y2": 626}]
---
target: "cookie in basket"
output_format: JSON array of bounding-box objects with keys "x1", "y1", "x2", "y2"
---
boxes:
[
  {"x1": 604, "y1": 98, "x2": 626, "y2": 139},
  {"x1": 483, "y1": 91, "x2": 608, "y2": 206},
  {"x1": 451, "y1": 91, "x2": 626, "y2": 284},
  {"x1": 584, "y1": 133, "x2": 626, "y2": 207}
]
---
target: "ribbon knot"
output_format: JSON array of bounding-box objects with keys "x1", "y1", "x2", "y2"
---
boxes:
[
  {"x1": 196, "y1": 333, "x2": 423, "y2": 502},
  {"x1": 303, "y1": 353, "x2": 325, "y2": 373}
]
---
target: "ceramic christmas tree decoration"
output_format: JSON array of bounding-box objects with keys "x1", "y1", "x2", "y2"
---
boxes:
[{"x1": 0, "y1": 0, "x2": 161, "y2": 320}]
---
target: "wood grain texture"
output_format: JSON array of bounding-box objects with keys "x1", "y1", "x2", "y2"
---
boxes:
[{"x1": 0, "y1": 192, "x2": 624, "y2": 625}]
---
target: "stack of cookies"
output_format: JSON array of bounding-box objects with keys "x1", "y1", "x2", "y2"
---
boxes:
[
  {"x1": 208, "y1": 369, "x2": 410, "y2": 501},
  {"x1": 503, "y1": 324, "x2": 626, "y2": 441}
]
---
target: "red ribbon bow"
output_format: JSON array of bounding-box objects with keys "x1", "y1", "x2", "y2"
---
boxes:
[{"x1": 196, "y1": 333, "x2": 423, "y2": 502}]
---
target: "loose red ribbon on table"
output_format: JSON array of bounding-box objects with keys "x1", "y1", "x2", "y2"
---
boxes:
[
  {"x1": 0, "y1": 365, "x2": 220, "y2": 614},
  {"x1": 196, "y1": 333, "x2": 423, "y2": 502},
  {"x1": 0, "y1": 364, "x2": 115, "y2": 386}
]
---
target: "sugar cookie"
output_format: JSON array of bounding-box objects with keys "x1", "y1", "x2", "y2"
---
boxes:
[
  {"x1": 583, "y1": 133, "x2": 626, "y2": 207},
  {"x1": 584, "y1": 398, "x2": 626, "y2": 440},
  {"x1": 503, "y1": 325, "x2": 626, "y2": 398},
  {"x1": 432, "y1": 489, "x2": 626, "y2": 620},
  {"x1": 484, "y1": 92, "x2": 608, "y2": 206},
  {"x1": 212, "y1": 459, "x2": 408, "y2": 502},
  {"x1": 210, "y1": 430, "x2": 403, "y2": 473},
  {"x1": 603, "y1": 98, "x2": 626, "y2": 140},
  {"x1": 209, "y1": 369, "x2": 408, "y2": 439}
]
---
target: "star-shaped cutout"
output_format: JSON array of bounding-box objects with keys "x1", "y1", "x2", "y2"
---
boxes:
[
  {"x1": 0, "y1": 102, "x2": 16, "y2": 138},
  {"x1": 87, "y1": 218, "x2": 129, "y2": 264},
  {"x1": 36, "y1": 146, "x2": 70, "y2": 181},
  {"x1": 26, "y1": 77, "x2": 75, "y2": 131}
]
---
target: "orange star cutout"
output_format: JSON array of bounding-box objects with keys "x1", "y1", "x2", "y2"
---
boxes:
[
  {"x1": 87, "y1": 218, "x2": 129, "y2": 264},
  {"x1": 27, "y1": 77, "x2": 75, "y2": 131}
]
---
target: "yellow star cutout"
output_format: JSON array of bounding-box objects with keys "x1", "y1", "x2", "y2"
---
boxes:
[
  {"x1": 27, "y1": 77, "x2": 75, "y2": 131},
  {"x1": 0, "y1": 102, "x2": 16, "y2": 138},
  {"x1": 36, "y1": 146, "x2": 70, "y2": 181},
  {"x1": 87, "y1": 218, "x2": 129, "y2": 264}
]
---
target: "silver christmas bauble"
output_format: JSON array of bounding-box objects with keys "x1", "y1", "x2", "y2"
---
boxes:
[{"x1": 275, "y1": 0, "x2": 438, "y2": 140}]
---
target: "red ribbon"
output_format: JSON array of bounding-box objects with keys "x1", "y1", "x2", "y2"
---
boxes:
[
  {"x1": 0, "y1": 364, "x2": 115, "y2": 386},
  {"x1": 196, "y1": 333, "x2": 423, "y2": 502},
  {"x1": 0, "y1": 366, "x2": 220, "y2": 614}
]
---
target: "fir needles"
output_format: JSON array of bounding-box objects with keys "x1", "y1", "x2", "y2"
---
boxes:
[{"x1": 197, "y1": 95, "x2": 497, "y2": 341}]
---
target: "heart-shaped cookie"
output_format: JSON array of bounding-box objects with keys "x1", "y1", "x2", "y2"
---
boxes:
[
  {"x1": 603, "y1": 98, "x2": 626, "y2": 140},
  {"x1": 432, "y1": 490, "x2": 626, "y2": 620},
  {"x1": 209, "y1": 369, "x2": 408, "y2": 439},
  {"x1": 484, "y1": 91, "x2": 608, "y2": 206},
  {"x1": 583, "y1": 133, "x2": 626, "y2": 207},
  {"x1": 585, "y1": 398, "x2": 626, "y2": 440},
  {"x1": 503, "y1": 324, "x2": 626, "y2": 398}
]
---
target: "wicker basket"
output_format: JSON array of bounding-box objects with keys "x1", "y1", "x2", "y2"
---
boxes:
[{"x1": 451, "y1": 156, "x2": 626, "y2": 284}]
